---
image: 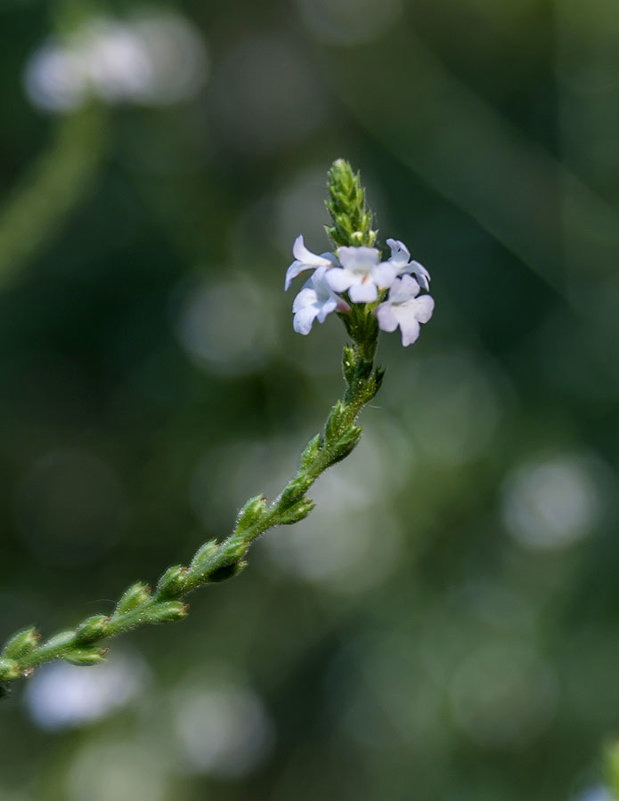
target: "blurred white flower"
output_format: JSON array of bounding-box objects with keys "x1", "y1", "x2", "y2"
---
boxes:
[
  {"x1": 326, "y1": 245, "x2": 397, "y2": 303},
  {"x1": 386, "y1": 237, "x2": 431, "y2": 291},
  {"x1": 376, "y1": 275, "x2": 435, "y2": 346},
  {"x1": 285, "y1": 234, "x2": 336, "y2": 290},
  {"x1": 293, "y1": 266, "x2": 347, "y2": 335},
  {"x1": 172, "y1": 679, "x2": 274, "y2": 778},
  {"x1": 24, "y1": 652, "x2": 148, "y2": 731},
  {"x1": 24, "y1": 11, "x2": 208, "y2": 112}
]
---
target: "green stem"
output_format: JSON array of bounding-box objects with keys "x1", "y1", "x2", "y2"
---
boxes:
[
  {"x1": 0, "y1": 341, "x2": 383, "y2": 686},
  {"x1": 0, "y1": 105, "x2": 107, "y2": 288}
]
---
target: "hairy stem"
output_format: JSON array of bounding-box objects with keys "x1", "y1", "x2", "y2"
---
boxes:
[{"x1": 0, "y1": 341, "x2": 383, "y2": 687}]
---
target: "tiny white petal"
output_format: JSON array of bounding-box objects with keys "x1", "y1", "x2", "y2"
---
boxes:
[
  {"x1": 390, "y1": 274, "x2": 420, "y2": 302},
  {"x1": 316, "y1": 296, "x2": 338, "y2": 322},
  {"x1": 293, "y1": 306, "x2": 318, "y2": 335},
  {"x1": 395, "y1": 311, "x2": 421, "y2": 346},
  {"x1": 413, "y1": 294, "x2": 435, "y2": 324},
  {"x1": 386, "y1": 238, "x2": 410, "y2": 267},
  {"x1": 337, "y1": 246, "x2": 380, "y2": 271},
  {"x1": 376, "y1": 304, "x2": 398, "y2": 333},
  {"x1": 292, "y1": 235, "x2": 334, "y2": 267},
  {"x1": 292, "y1": 286, "x2": 318, "y2": 313},
  {"x1": 349, "y1": 281, "x2": 378, "y2": 303},
  {"x1": 285, "y1": 235, "x2": 336, "y2": 290},
  {"x1": 285, "y1": 261, "x2": 307, "y2": 291},
  {"x1": 325, "y1": 268, "x2": 355, "y2": 293},
  {"x1": 371, "y1": 261, "x2": 398, "y2": 289}
]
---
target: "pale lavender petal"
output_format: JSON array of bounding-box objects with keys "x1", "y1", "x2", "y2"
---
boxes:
[
  {"x1": 390, "y1": 274, "x2": 420, "y2": 303},
  {"x1": 292, "y1": 235, "x2": 334, "y2": 267},
  {"x1": 293, "y1": 306, "x2": 318, "y2": 335},
  {"x1": 376, "y1": 303, "x2": 398, "y2": 333},
  {"x1": 338, "y1": 246, "x2": 380, "y2": 272},
  {"x1": 285, "y1": 260, "x2": 311, "y2": 291},
  {"x1": 325, "y1": 268, "x2": 355, "y2": 293},
  {"x1": 292, "y1": 286, "x2": 318, "y2": 313},
  {"x1": 394, "y1": 309, "x2": 421, "y2": 346},
  {"x1": 408, "y1": 261, "x2": 431, "y2": 291},
  {"x1": 371, "y1": 261, "x2": 398, "y2": 289},
  {"x1": 316, "y1": 296, "x2": 338, "y2": 323},
  {"x1": 349, "y1": 281, "x2": 378, "y2": 303},
  {"x1": 413, "y1": 294, "x2": 435, "y2": 324},
  {"x1": 386, "y1": 238, "x2": 410, "y2": 267}
]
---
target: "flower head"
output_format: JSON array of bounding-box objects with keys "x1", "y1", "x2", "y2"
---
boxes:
[
  {"x1": 292, "y1": 266, "x2": 348, "y2": 335},
  {"x1": 285, "y1": 235, "x2": 337, "y2": 291},
  {"x1": 325, "y1": 246, "x2": 397, "y2": 303},
  {"x1": 376, "y1": 274, "x2": 434, "y2": 346},
  {"x1": 386, "y1": 238, "x2": 431, "y2": 291}
]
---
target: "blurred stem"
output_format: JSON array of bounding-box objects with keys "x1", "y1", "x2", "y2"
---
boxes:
[
  {"x1": 0, "y1": 105, "x2": 107, "y2": 288},
  {"x1": 0, "y1": 340, "x2": 383, "y2": 687}
]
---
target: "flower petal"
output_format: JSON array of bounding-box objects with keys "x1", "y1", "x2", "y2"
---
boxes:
[
  {"x1": 376, "y1": 303, "x2": 398, "y2": 333},
  {"x1": 413, "y1": 294, "x2": 435, "y2": 324},
  {"x1": 408, "y1": 261, "x2": 431, "y2": 291},
  {"x1": 394, "y1": 309, "x2": 421, "y2": 346},
  {"x1": 349, "y1": 281, "x2": 378, "y2": 303},
  {"x1": 293, "y1": 306, "x2": 318, "y2": 335},
  {"x1": 325, "y1": 268, "x2": 355, "y2": 293},
  {"x1": 316, "y1": 296, "x2": 338, "y2": 323},
  {"x1": 292, "y1": 286, "x2": 317, "y2": 313},
  {"x1": 386, "y1": 238, "x2": 410, "y2": 267},
  {"x1": 285, "y1": 261, "x2": 310, "y2": 291},
  {"x1": 371, "y1": 261, "x2": 398, "y2": 289},
  {"x1": 292, "y1": 235, "x2": 334, "y2": 267},
  {"x1": 338, "y1": 246, "x2": 380, "y2": 272}
]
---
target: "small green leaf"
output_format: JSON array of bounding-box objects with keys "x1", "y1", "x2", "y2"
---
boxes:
[
  {"x1": 280, "y1": 475, "x2": 312, "y2": 509},
  {"x1": 63, "y1": 646, "x2": 107, "y2": 666},
  {"x1": 41, "y1": 630, "x2": 75, "y2": 651},
  {"x1": 75, "y1": 615, "x2": 109, "y2": 644},
  {"x1": 0, "y1": 659, "x2": 22, "y2": 681},
  {"x1": 114, "y1": 582, "x2": 151, "y2": 616},
  {"x1": 329, "y1": 425, "x2": 362, "y2": 465},
  {"x1": 278, "y1": 497, "x2": 315, "y2": 525},
  {"x1": 147, "y1": 601, "x2": 189, "y2": 624},
  {"x1": 189, "y1": 540, "x2": 219, "y2": 574},
  {"x1": 156, "y1": 565, "x2": 188, "y2": 599},
  {"x1": 1, "y1": 627, "x2": 39, "y2": 660},
  {"x1": 299, "y1": 434, "x2": 321, "y2": 470},
  {"x1": 235, "y1": 494, "x2": 268, "y2": 533},
  {"x1": 342, "y1": 345, "x2": 356, "y2": 386},
  {"x1": 325, "y1": 401, "x2": 346, "y2": 442}
]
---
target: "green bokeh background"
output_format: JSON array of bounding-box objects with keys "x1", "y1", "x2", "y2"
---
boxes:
[{"x1": 1, "y1": 1, "x2": 619, "y2": 799}]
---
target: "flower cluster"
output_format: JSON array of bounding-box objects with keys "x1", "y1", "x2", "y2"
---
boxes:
[
  {"x1": 23, "y1": 12, "x2": 207, "y2": 113},
  {"x1": 286, "y1": 236, "x2": 434, "y2": 346}
]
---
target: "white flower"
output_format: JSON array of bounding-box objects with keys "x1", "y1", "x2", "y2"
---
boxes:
[
  {"x1": 376, "y1": 274, "x2": 434, "y2": 346},
  {"x1": 325, "y1": 246, "x2": 397, "y2": 303},
  {"x1": 386, "y1": 238, "x2": 431, "y2": 291},
  {"x1": 285, "y1": 235, "x2": 337, "y2": 291},
  {"x1": 292, "y1": 266, "x2": 348, "y2": 335}
]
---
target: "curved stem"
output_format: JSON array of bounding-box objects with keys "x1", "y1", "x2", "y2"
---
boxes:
[
  {"x1": 0, "y1": 342, "x2": 383, "y2": 686},
  {"x1": 0, "y1": 105, "x2": 107, "y2": 288}
]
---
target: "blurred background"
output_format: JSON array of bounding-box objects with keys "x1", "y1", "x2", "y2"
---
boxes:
[{"x1": 1, "y1": 0, "x2": 619, "y2": 799}]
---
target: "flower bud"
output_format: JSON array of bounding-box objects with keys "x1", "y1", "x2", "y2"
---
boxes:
[
  {"x1": 75, "y1": 615, "x2": 109, "y2": 644},
  {"x1": 1, "y1": 627, "x2": 39, "y2": 660},
  {"x1": 114, "y1": 582, "x2": 151, "y2": 616},
  {"x1": 156, "y1": 565, "x2": 189, "y2": 599}
]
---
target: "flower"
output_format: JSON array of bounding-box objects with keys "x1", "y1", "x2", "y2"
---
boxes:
[
  {"x1": 325, "y1": 246, "x2": 397, "y2": 303},
  {"x1": 386, "y1": 238, "x2": 431, "y2": 291},
  {"x1": 375, "y1": 274, "x2": 434, "y2": 346},
  {"x1": 285, "y1": 235, "x2": 337, "y2": 291},
  {"x1": 292, "y1": 266, "x2": 348, "y2": 335}
]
